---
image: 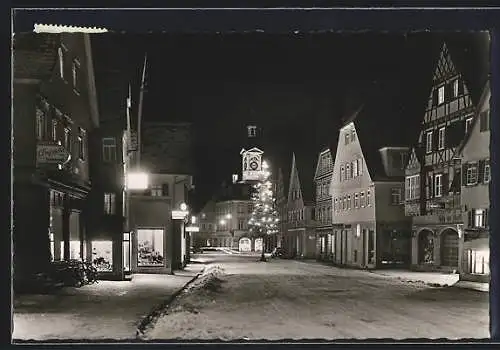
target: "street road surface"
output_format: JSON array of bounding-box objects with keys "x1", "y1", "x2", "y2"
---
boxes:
[{"x1": 147, "y1": 252, "x2": 489, "y2": 340}]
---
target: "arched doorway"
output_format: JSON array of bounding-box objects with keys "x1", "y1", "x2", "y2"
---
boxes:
[
  {"x1": 441, "y1": 229, "x2": 459, "y2": 267},
  {"x1": 239, "y1": 237, "x2": 251, "y2": 252},
  {"x1": 418, "y1": 229, "x2": 434, "y2": 264}
]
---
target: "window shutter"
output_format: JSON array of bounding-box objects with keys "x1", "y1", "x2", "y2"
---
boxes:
[
  {"x1": 442, "y1": 173, "x2": 449, "y2": 195},
  {"x1": 467, "y1": 210, "x2": 473, "y2": 227},
  {"x1": 432, "y1": 89, "x2": 438, "y2": 106},
  {"x1": 462, "y1": 164, "x2": 468, "y2": 185},
  {"x1": 478, "y1": 160, "x2": 485, "y2": 183},
  {"x1": 427, "y1": 174, "x2": 433, "y2": 198}
]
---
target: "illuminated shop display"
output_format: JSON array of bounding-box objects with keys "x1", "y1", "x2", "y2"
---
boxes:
[
  {"x1": 137, "y1": 229, "x2": 164, "y2": 266},
  {"x1": 92, "y1": 241, "x2": 113, "y2": 271}
]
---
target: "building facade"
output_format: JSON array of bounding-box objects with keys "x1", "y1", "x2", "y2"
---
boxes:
[
  {"x1": 215, "y1": 198, "x2": 256, "y2": 251},
  {"x1": 330, "y1": 85, "x2": 414, "y2": 270},
  {"x1": 193, "y1": 199, "x2": 217, "y2": 249},
  {"x1": 13, "y1": 33, "x2": 99, "y2": 280},
  {"x1": 313, "y1": 148, "x2": 334, "y2": 261},
  {"x1": 126, "y1": 122, "x2": 194, "y2": 273},
  {"x1": 285, "y1": 152, "x2": 316, "y2": 259},
  {"x1": 457, "y1": 81, "x2": 490, "y2": 282},
  {"x1": 405, "y1": 43, "x2": 475, "y2": 272},
  {"x1": 275, "y1": 167, "x2": 289, "y2": 249}
]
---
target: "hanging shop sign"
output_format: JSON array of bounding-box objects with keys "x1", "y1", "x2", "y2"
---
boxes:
[
  {"x1": 36, "y1": 142, "x2": 71, "y2": 165},
  {"x1": 172, "y1": 210, "x2": 189, "y2": 220},
  {"x1": 185, "y1": 226, "x2": 200, "y2": 232}
]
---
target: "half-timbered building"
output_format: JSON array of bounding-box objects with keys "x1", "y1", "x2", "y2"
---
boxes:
[
  {"x1": 313, "y1": 147, "x2": 334, "y2": 261},
  {"x1": 405, "y1": 42, "x2": 476, "y2": 272}
]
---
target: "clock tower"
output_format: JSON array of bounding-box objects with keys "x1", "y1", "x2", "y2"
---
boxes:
[{"x1": 240, "y1": 125, "x2": 264, "y2": 182}]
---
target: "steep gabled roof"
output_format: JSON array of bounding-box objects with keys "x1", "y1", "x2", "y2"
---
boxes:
[
  {"x1": 293, "y1": 150, "x2": 317, "y2": 202},
  {"x1": 344, "y1": 81, "x2": 419, "y2": 181},
  {"x1": 13, "y1": 33, "x2": 60, "y2": 81},
  {"x1": 457, "y1": 79, "x2": 491, "y2": 154}
]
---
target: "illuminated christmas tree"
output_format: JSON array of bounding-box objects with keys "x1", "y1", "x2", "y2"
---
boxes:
[{"x1": 248, "y1": 161, "x2": 280, "y2": 262}]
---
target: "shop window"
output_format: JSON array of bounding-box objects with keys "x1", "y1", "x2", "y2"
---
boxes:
[
  {"x1": 59, "y1": 241, "x2": 81, "y2": 260},
  {"x1": 92, "y1": 241, "x2": 113, "y2": 272},
  {"x1": 137, "y1": 229, "x2": 165, "y2": 266}
]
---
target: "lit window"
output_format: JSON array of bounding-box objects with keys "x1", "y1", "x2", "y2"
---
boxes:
[
  {"x1": 104, "y1": 193, "x2": 116, "y2": 214},
  {"x1": 453, "y1": 79, "x2": 459, "y2": 97},
  {"x1": 92, "y1": 241, "x2": 113, "y2": 272},
  {"x1": 72, "y1": 58, "x2": 81, "y2": 94},
  {"x1": 438, "y1": 85, "x2": 445, "y2": 104},
  {"x1": 484, "y1": 163, "x2": 491, "y2": 183},
  {"x1": 137, "y1": 228, "x2": 165, "y2": 267},
  {"x1": 102, "y1": 137, "x2": 117, "y2": 162},
  {"x1": 426, "y1": 131, "x2": 433, "y2": 153},
  {"x1": 466, "y1": 164, "x2": 478, "y2": 185},
  {"x1": 438, "y1": 127, "x2": 445, "y2": 150},
  {"x1": 474, "y1": 209, "x2": 486, "y2": 228},
  {"x1": 151, "y1": 185, "x2": 163, "y2": 196},
  {"x1": 434, "y1": 174, "x2": 443, "y2": 197},
  {"x1": 465, "y1": 117, "x2": 474, "y2": 133}
]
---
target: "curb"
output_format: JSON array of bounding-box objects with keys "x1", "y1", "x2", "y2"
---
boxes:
[{"x1": 135, "y1": 266, "x2": 207, "y2": 339}]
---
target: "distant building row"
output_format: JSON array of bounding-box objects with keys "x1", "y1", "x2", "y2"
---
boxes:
[{"x1": 274, "y1": 42, "x2": 490, "y2": 282}]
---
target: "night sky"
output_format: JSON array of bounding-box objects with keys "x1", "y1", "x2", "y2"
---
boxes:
[{"x1": 95, "y1": 32, "x2": 489, "y2": 211}]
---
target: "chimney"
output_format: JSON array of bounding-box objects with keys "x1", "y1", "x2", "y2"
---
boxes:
[{"x1": 232, "y1": 174, "x2": 239, "y2": 184}]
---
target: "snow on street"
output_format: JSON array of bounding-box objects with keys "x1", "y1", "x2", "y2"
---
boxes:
[
  {"x1": 145, "y1": 255, "x2": 489, "y2": 341},
  {"x1": 13, "y1": 265, "x2": 204, "y2": 341}
]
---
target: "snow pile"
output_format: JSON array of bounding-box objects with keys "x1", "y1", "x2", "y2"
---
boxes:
[{"x1": 144, "y1": 260, "x2": 489, "y2": 341}]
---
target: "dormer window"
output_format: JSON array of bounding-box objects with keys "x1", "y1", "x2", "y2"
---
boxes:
[
  {"x1": 438, "y1": 85, "x2": 445, "y2": 105},
  {"x1": 247, "y1": 125, "x2": 257, "y2": 138}
]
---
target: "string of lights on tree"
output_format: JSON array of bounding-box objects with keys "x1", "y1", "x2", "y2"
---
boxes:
[{"x1": 248, "y1": 161, "x2": 280, "y2": 238}]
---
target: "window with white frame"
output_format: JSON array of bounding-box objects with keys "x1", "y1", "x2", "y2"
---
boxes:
[
  {"x1": 351, "y1": 129, "x2": 356, "y2": 142},
  {"x1": 466, "y1": 163, "x2": 478, "y2": 185},
  {"x1": 357, "y1": 158, "x2": 363, "y2": 175},
  {"x1": 340, "y1": 166, "x2": 345, "y2": 182},
  {"x1": 347, "y1": 195, "x2": 351, "y2": 210},
  {"x1": 334, "y1": 198, "x2": 338, "y2": 212},
  {"x1": 52, "y1": 119, "x2": 59, "y2": 142},
  {"x1": 438, "y1": 127, "x2": 446, "y2": 150},
  {"x1": 367, "y1": 190, "x2": 371, "y2": 206},
  {"x1": 354, "y1": 193, "x2": 359, "y2": 208},
  {"x1": 342, "y1": 196, "x2": 346, "y2": 210},
  {"x1": 426, "y1": 131, "x2": 433, "y2": 153},
  {"x1": 151, "y1": 185, "x2": 163, "y2": 196},
  {"x1": 72, "y1": 58, "x2": 81, "y2": 93},
  {"x1": 484, "y1": 162, "x2": 491, "y2": 183},
  {"x1": 247, "y1": 125, "x2": 257, "y2": 137},
  {"x1": 465, "y1": 117, "x2": 474, "y2": 133},
  {"x1": 438, "y1": 85, "x2": 445, "y2": 104},
  {"x1": 474, "y1": 209, "x2": 487, "y2": 228},
  {"x1": 346, "y1": 163, "x2": 351, "y2": 180},
  {"x1": 453, "y1": 78, "x2": 459, "y2": 98},
  {"x1": 352, "y1": 159, "x2": 358, "y2": 177},
  {"x1": 78, "y1": 128, "x2": 86, "y2": 160},
  {"x1": 391, "y1": 188, "x2": 402, "y2": 205},
  {"x1": 360, "y1": 192, "x2": 365, "y2": 207},
  {"x1": 104, "y1": 193, "x2": 116, "y2": 215},
  {"x1": 64, "y1": 127, "x2": 71, "y2": 151},
  {"x1": 434, "y1": 174, "x2": 443, "y2": 197},
  {"x1": 36, "y1": 108, "x2": 45, "y2": 140},
  {"x1": 405, "y1": 175, "x2": 420, "y2": 200},
  {"x1": 102, "y1": 137, "x2": 117, "y2": 162}
]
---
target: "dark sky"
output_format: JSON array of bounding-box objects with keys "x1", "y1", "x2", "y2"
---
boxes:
[{"x1": 93, "y1": 32, "x2": 489, "y2": 211}]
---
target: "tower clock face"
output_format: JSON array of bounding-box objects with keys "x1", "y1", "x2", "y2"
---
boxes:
[{"x1": 249, "y1": 156, "x2": 259, "y2": 170}]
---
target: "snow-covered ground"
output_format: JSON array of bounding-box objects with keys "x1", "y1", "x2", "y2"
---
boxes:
[
  {"x1": 13, "y1": 265, "x2": 204, "y2": 341},
  {"x1": 144, "y1": 258, "x2": 489, "y2": 341}
]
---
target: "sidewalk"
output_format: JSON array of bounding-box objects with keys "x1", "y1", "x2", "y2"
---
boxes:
[
  {"x1": 366, "y1": 269, "x2": 489, "y2": 292},
  {"x1": 13, "y1": 263, "x2": 205, "y2": 341}
]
